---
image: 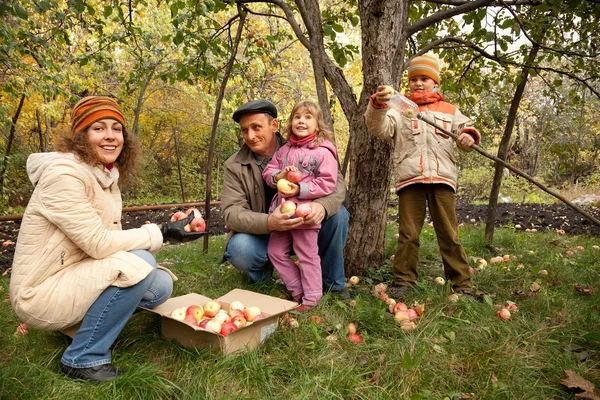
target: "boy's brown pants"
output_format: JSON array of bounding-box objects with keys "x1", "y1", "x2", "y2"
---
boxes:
[{"x1": 392, "y1": 184, "x2": 472, "y2": 291}]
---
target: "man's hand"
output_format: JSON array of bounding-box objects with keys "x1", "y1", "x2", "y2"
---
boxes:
[
  {"x1": 302, "y1": 202, "x2": 326, "y2": 226},
  {"x1": 267, "y1": 203, "x2": 304, "y2": 232}
]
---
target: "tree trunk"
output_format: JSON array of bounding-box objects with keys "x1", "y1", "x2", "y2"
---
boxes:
[
  {"x1": 484, "y1": 44, "x2": 539, "y2": 245},
  {"x1": 342, "y1": 0, "x2": 411, "y2": 276},
  {"x1": 0, "y1": 93, "x2": 26, "y2": 195}
]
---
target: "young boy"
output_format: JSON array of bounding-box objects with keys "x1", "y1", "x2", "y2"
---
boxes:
[{"x1": 364, "y1": 54, "x2": 480, "y2": 300}]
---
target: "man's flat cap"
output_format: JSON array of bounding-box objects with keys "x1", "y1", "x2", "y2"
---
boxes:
[{"x1": 232, "y1": 99, "x2": 278, "y2": 122}]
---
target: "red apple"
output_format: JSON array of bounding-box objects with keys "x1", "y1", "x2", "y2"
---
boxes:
[
  {"x1": 229, "y1": 309, "x2": 245, "y2": 319},
  {"x1": 281, "y1": 200, "x2": 297, "y2": 214},
  {"x1": 348, "y1": 333, "x2": 363, "y2": 344},
  {"x1": 348, "y1": 276, "x2": 360, "y2": 285},
  {"x1": 198, "y1": 318, "x2": 210, "y2": 329},
  {"x1": 186, "y1": 304, "x2": 204, "y2": 321},
  {"x1": 406, "y1": 309, "x2": 419, "y2": 321},
  {"x1": 287, "y1": 170, "x2": 302, "y2": 183},
  {"x1": 496, "y1": 308, "x2": 511, "y2": 320},
  {"x1": 232, "y1": 315, "x2": 247, "y2": 328},
  {"x1": 184, "y1": 314, "x2": 198, "y2": 326},
  {"x1": 185, "y1": 207, "x2": 202, "y2": 218},
  {"x1": 295, "y1": 203, "x2": 312, "y2": 218},
  {"x1": 256, "y1": 39, "x2": 264, "y2": 47},
  {"x1": 392, "y1": 302, "x2": 408, "y2": 314},
  {"x1": 247, "y1": 31, "x2": 255, "y2": 38},
  {"x1": 203, "y1": 300, "x2": 221, "y2": 318},
  {"x1": 190, "y1": 217, "x2": 206, "y2": 232},
  {"x1": 220, "y1": 321, "x2": 238, "y2": 337},
  {"x1": 433, "y1": 277, "x2": 445, "y2": 286},
  {"x1": 170, "y1": 211, "x2": 187, "y2": 222},
  {"x1": 213, "y1": 311, "x2": 230, "y2": 324},
  {"x1": 394, "y1": 311, "x2": 410, "y2": 323}
]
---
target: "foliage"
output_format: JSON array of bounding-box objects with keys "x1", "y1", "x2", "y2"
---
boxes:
[{"x1": 2, "y1": 228, "x2": 600, "y2": 398}]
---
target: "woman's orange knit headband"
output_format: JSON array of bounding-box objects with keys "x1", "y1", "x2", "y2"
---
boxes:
[{"x1": 71, "y1": 96, "x2": 126, "y2": 135}]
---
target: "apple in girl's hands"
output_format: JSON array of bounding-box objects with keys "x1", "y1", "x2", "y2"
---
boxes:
[
  {"x1": 287, "y1": 170, "x2": 302, "y2": 183},
  {"x1": 277, "y1": 178, "x2": 293, "y2": 191}
]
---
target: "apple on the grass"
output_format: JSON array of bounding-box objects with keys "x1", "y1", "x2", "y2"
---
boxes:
[
  {"x1": 281, "y1": 200, "x2": 297, "y2": 214},
  {"x1": 287, "y1": 170, "x2": 302, "y2": 183},
  {"x1": 348, "y1": 333, "x2": 363, "y2": 344},
  {"x1": 392, "y1": 302, "x2": 408, "y2": 314},
  {"x1": 170, "y1": 211, "x2": 187, "y2": 222},
  {"x1": 203, "y1": 300, "x2": 221, "y2": 318},
  {"x1": 348, "y1": 276, "x2": 360, "y2": 285},
  {"x1": 243, "y1": 306, "x2": 262, "y2": 322},
  {"x1": 433, "y1": 277, "x2": 445, "y2": 286},
  {"x1": 186, "y1": 304, "x2": 204, "y2": 321},
  {"x1": 170, "y1": 307, "x2": 187, "y2": 321},
  {"x1": 277, "y1": 178, "x2": 293, "y2": 192},
  {"x1": 394, "y1": 310, "x2": 410, "y2": 323},
  {"x1": 295, "y1": 203, "x2": 312, "y2": 218}
]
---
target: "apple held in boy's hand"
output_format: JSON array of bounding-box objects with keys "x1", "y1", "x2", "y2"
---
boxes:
[
  {"x1": 383, "y1": 85, "x2": 394, "y2": 96},
  {"x1": 277, "y1": 178, "x2": 293, "y2": 191},
  {"x1": 287, "y1": 170, "x2": 302, "y2": 183}
]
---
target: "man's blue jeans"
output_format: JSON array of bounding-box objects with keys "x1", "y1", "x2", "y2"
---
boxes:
[
  {"x1": 61, "y1": 250, "x2": 172, "y2": 368},
  {"x1": 224, "y1": 205, "x2": 350, "y2": 292}
]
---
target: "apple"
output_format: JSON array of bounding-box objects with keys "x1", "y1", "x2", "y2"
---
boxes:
[
  {"x1": 502, "y1": 254, "x2": 511, "y2": 262},
  {"x1": 539, "y1": 269, "x2": 548, "y2": 276},
  {"x1": 198, "y1": 318, "x2": 210, "y2": 329},
  {"x1": 229, "y1": 309, "x2": 245, "y2": 319},
  {"x1": 277, "y1": 178, "x2": 292, "y2": 192},
  {"x1": 515, "y1": 224, "x2": 522, "y2": 229},
  {"x1": 220, "y1": 321, "x2": 238, "y2": 337},
  {"x1": 190, "y1": 217, "x2": 206, "y2": 232},
  {"x1": 203, "y1": 300, "x2": 221, "y2": 318},
  {"x1": 348, "y1": 276, "x2": 360, "y2": 285},
  {"x1": 15, "y1": 323, "x2": 29, "y2": 335},
  {"x1": 406, "y1": 309, "x2": 419, "y2": 321},
  {"x1": 496, "y1": 309, "x2": 511, "y2": 320},
  {"x1": 287, "y1": 170, "x2": 303, "y2": 183},
  {"x1": 243, "y1": 306, "x2": 262, "y2": 322},
  {"x1": 295, "y1": 203, "x2": 312, "y2": 218},
  {"x1": 400, "y1": 321, "x2": 417, "y2": 331},
  {"x1": 475, "y1": 258, "x2": 487, "y2": 270},
  {"x1": 383, "y1": 85, "x2": 394, "y2": 96},
  {"x1": 347, "y1": 333, "x2": 363, "y2": 344},
  {"x1": 256, "y1": 39, "x2": 264, "y2": 47},
  {"x1": 392, "y1": 302, "x2": 408, "y2": 314},
  {"x1": 184, "y1": 314, "x2": 199, "y2": 326},
  {"x1": 394, "y1": 310, "x2": 410, "y2": 323},
  {"x1": 232, "y1": 315, "x2": 247, "y2": 328},
  {"x1": 185, "y1": 207, "x2": 202, "y2": 218},
  {"x1": 281, "y1": 200, "x2": 297, "y2": 213},
  {"x1": 170, "y1": 307, "x2": 187, "y2": 321},
  {"x1": 205, "y1": 320, "x2": 222, "y2": 333},
  {"x1": 170, "y1": 211, "x2": 187, "y2": 222},
  {"x1": 448, "y1": 294, "x2": 460, "y2": 302},
  {"x1": 565, "y1": 250, "x2": 574, "y2": 256},
  {"x1": 229, "y1": 300, "x2": 245, "y2": 313},
  {"x1": 385, "y1": 298, "x2": 396, "y2": 306},
  {"x1": 347, "y1": 322, "x2": 357, "y2": 335},
  {"x1": 186, "y1": 304, "x2": 204, "y2": 321},
  {"x1": 433, "y1": 277, "x2": 445, "y2": 286},
  {"x1": 413, "y1": 303, "x2": 425, "y2": 316},
  {"x1": 349, "y1": 299, "x2": 357, "y2": 307},
  {"x1": 404, "y1": 108, "x2": 415, "y2": 118},
  {"x1": 576, "y1": 245, "x2": 584, "y2": 252},
  {"x1": 213, "y1": 311, "x2": 230, "y2": 325},
  {"x1": 371, "y1": 283, "x2": 388, "y2": 297},
  {"x1": 390, "y1": 254, "x2": 396, "y2": 262},
  {"x1": 247, "y1": 31, "x2": 254, "y2": 39},
  {"x1": 288, "y1": 318, "x2": 299, "y2": 328}
]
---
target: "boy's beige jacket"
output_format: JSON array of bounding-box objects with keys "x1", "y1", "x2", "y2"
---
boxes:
[
  {"x1": 10, "y1": 152, "x2": 164, "y2": 331},
  {"x1": 364, "y1": 99, "x2": 478, "y2": 192}
]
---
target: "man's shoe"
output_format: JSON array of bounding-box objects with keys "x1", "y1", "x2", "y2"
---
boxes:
[
  {"x1": 330, "y1": 288, "x2": 351, "y2": 300},
  {"x1": 388, "y1": 285, "x2": 412, "y2": 299},
  {"x1": 457, "y1": 290, "x2": 478, "y2": 303},
  {"x1": 61, "y1": 363, "x2": 124, "y2": 382}
]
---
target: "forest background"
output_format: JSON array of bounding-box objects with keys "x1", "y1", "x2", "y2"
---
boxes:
[{"x1": 1, "y1": 0, "x2": 599, "y2": 276}]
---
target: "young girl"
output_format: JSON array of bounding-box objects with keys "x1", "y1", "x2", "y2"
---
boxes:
[
  {"x1": 262, "y1": 100, "x2": 338, "y2": 312},
  {"x1": 364, "y1": 54, "x2": 481, "y2": 301}
]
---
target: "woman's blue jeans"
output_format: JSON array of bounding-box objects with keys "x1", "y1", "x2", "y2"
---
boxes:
[
  {"x1": 61, "y1": 250, "x2": 172, "y2": 368},
  {"x1": 224, "y1": 205, "x2": 350, "y2": 292}
]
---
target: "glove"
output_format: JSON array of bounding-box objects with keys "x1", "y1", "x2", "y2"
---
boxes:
[{"x1": 161, "y1": 214, "x2": 203, "y2": 243}]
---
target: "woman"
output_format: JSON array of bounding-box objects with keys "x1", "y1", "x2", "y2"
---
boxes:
[{"x1": 9, "y1": 96, "x2": 196, "y2": 381}]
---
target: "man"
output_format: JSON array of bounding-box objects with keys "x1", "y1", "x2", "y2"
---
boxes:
[{"x1": 221, "y1": 99, "x2": 350, "y2": 299}]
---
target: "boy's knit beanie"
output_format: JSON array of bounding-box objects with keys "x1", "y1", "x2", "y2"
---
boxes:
[
  {"x1": 71, "y1": 96, "x2": 126, "y2": 135},
  {"x1": 407, "y1": 54, "x2": 441, "y2": 84}
]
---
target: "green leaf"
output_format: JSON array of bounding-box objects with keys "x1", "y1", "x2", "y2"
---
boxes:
[
  {"x1": 401, "y1": 350, "x2": 413, "y2": 369},
  {"x1": 173, "y1": 31, "x2": 184, "y2": 45},
  {"x1": 13, "y1": 4, "x2": 29, "y2": 19},
  {"x1": 483, "y1": 294, "x2": 494, "y2": 307},
  {"x1": 583, "y1": 331, "x2": 600, "y2": 342},
  {"x1": 103, "y1": 5, "x2": 113, "y2": 18}
]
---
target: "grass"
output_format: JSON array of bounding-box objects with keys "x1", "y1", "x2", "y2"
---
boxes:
[{"x1": 1, "y1": 225, "x2": 599, "y2": 399}]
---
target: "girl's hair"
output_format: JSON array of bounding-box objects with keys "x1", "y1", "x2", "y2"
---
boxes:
[
  {"x1": 282, "y1": 100, "x2": 334, "y2": 145},
  {"x1": 54, "y1": 123, "x2": 139, "y2": 184}
]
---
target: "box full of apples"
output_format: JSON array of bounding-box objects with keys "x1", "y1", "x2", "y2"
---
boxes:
[{"x1": 142, "y1": 289, "x2": 298, "y2": 355}]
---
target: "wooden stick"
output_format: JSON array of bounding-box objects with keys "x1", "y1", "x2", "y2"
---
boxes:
[{"x1": 417, "y1": 113, "x2": 600, "y2": 227}]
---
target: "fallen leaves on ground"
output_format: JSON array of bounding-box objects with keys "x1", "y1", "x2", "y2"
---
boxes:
[{"x1": 560, "y1": 370, "x2": 600, "y2": 399}]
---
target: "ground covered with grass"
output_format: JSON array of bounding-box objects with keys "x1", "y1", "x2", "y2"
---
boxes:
[{"x1": 1, "y1": 222, "x2": 599, "y2": 399}]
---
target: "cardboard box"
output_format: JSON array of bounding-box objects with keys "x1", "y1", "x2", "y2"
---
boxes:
[{"x1": 144, "y1": 289, "x2": 298, "y2": 355}]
